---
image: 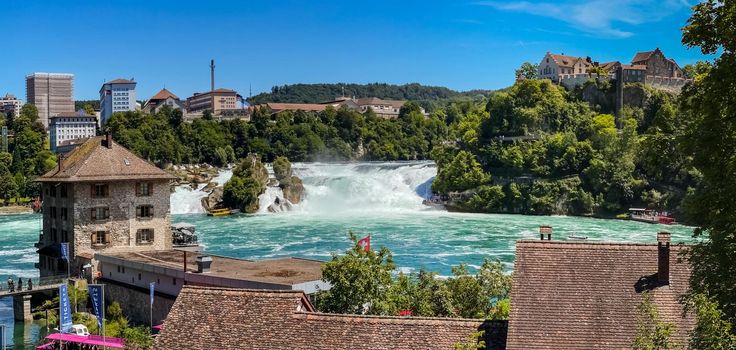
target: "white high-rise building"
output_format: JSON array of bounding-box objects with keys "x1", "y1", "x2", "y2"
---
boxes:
[{"x1": 99, "y1": 79, "x2": 137, "y2": 125}]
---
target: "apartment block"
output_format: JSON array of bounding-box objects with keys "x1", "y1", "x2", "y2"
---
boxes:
[{"x1": 26, "y1": 73, "x2": 75, "y2": 128}]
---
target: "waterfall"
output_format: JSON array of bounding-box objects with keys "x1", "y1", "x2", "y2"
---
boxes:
[{"x1": 170, "y1": 161, "x2": 437, "y2": 215}]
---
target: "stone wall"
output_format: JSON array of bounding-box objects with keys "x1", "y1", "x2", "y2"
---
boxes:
[
  {"x1": 104, "y1": 280, "x2": 176, "y2": 325},
  {"x1": 72, "y1": 180, "x2": 172, "y2": 272}
]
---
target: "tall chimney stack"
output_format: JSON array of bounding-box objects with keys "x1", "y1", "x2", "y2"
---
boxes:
[
  {"x1": 104, "y1": 133, "x2": 113, "y2": 149},
  {"x1": 657, "y1": 232, "x2": 671, "y2": 285},
  {"x1": 210, "y1": 59, "x2": 215, "y2": 92},
  {"x1": 539, "y1": 225, "x2": 552, "y2": 240}
]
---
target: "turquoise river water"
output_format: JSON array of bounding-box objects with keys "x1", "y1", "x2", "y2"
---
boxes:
[{"x1": 0, "y1": 161, "x2": 695, "y2": 348}]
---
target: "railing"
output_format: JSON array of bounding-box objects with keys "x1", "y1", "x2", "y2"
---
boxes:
[{"x1": 0, "y1": 274, "x2": 71, "y2": 294}]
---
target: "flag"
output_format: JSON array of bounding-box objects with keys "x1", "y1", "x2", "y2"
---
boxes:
[
  {"x1": 59, "y1": 284, "x2": 73, "y2": 333},
  {"x1": 149, "y1": 282, "x2": 155, "y2": 306},
  {"x1": 60, "y1": 242, "x2": 69, "y2": 261},
  {"x1": 88, "y1": 284, "x2": 104, "y2": 328},
  {"x1": 358, "y1": 235, "x2": 370, "y2": 251}
]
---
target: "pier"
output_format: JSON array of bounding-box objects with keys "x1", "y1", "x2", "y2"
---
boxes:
[{"x1": 0, "y1": 275, "x2": 69, "y2": 321}]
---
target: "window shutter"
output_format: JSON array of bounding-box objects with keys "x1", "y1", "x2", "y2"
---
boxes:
[
  {"x1": 136, "y1": 183, "x2": 140, "y2": 196},
  {"x1": 104, "y1": 207, "x2": 109, "y2": 219},
  {"x1": 136, "y1": 206, "x2": 141, "y2": 218},
  {"x1": 104, "y1": 232, "x2": 111, "y2": 244},
  {"x1": 91, "y1": 232, "x2": 97, "y2": 244},
  {"x1": 90, "y1": 208, "x2": 95, "y2": 220},
  {"x1": 90, "y1": 184, "x2": 95, "y2": 198},
  {"x1": 148, "y1": 183, "x2": 153, "y2": 195}
]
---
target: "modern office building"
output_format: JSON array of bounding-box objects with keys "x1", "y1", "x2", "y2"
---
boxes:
[
  {"x1": 48, "y1": 110, "x2": 97, "y2": 153},
  {"x1": 99, "y1": 79, "x2": 137, "y2": 125},
  {"x1": 185, "y1": 88, "x2": 240, "y2": 114},
  {"x1": 25, "y1": 73, "x2": 75, "y2": 128}
]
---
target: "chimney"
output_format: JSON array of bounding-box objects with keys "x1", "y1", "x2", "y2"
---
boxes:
[
  {"x1": 539, "y1": 225, "x2": 552, "y2": 240},
  {"x1": 210, "y1": 59, "x2": 215, "y2": 92},
  {"x1": 57, "y1": 154, "x2": 64, "y2": 172},
  {"x1": 657, "y1": 232, "x2": 671, "y2": 285},
  {"x1": 196, "y1": 255, "x2": 213, "y2": 273},
  {"x1": 104, "y1": 133, "x2": 112, "y2": 149}
]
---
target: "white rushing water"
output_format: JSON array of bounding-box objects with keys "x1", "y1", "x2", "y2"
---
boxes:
[{"x1": 170, "y1": 161, "x2": 436, "y2": 215}]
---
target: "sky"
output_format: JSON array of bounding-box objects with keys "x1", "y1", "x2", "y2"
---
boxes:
[{"x1": 1, "y1": 0, "x2": 712, "y2": 101}]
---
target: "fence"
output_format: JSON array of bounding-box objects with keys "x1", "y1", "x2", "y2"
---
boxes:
[{"x1": 0, "y1": 274, "x2": 71, "y2": 294}]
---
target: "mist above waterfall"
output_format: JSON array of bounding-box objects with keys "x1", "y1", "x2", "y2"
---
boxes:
[{"x1": 171, "y1": 161, "x2": 437, "y2": 215}]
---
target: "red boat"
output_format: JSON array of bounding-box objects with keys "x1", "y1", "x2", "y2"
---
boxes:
[{"x1": 629, "y1": 208, "x2": 676, "y2": 225}]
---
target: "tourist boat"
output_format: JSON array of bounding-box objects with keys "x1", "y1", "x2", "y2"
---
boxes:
[
  {"x1": 422, "y1": 196, "x2": 446, "y2": 210},
  {"x1": 628, "y1": 208, "x2": 676, "y2": 225},
  {"x1": 36, "y1": 332, "x2": 126, "y2": 349},
  {"x1": 568, "y1": 233, "x2": 588, "y2": 240},
  {"x1": 207, "y1": 208, "x2": 240, "y2": 216}
]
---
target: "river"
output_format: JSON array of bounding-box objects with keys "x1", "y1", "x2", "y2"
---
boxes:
[{"x1": 0, "y1": 161, "x2": 695, "y2": 348}]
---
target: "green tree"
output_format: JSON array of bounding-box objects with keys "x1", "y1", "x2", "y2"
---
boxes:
[
  {"x1": 433, "y1": 151, "x2": 489, "y2": 194},
  {"x1": 83, "y1": 104, "x2": 96, "y2": 116},
  {"x1": 272, "y1": 156, "x2": 292, "y2": 185},
  {"x1": 680, "y1": 0, "x2": 736, "y2": 324},
  {"x1": 632, "y1": 292, "x2": 682, "y2": 350},
  {"x1": 316, "y1": 232, "x2": 396, "y2": 315},
  {"x1": 122, "y1": 326, "x2": 153, "y2": 350},
  {"x1": 515, "y1": 62, "x2": 539, "y2": 80},
  {"x1": 685, "y1": 294, "x2": 736, "y2": 349}
]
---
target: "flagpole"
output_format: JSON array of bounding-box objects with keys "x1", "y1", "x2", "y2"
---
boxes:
[{"x1": 102, "y1": 284, "x2": 107, "y2": 350}]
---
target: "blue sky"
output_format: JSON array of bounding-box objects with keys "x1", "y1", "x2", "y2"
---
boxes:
[{"x1": 1, "y1": 0, "x2": 710, "y2": 101}]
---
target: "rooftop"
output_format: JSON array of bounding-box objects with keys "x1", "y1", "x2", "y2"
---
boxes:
[
  {"x1": 154, "y1": 286, "x2": 486, "y2": 350},
  {"x1": 99, "y1": 250, "x2": 323, "y2": 285},
  {"x1": 37, "y1": 136, "x2": 175, "y2": 182},
  {"x1": 507, "y1": 237, "x2": 694, "y2": 349},
  {"x1": 103, "y1": 78, "x2": 136, "y2": 85},
  {"x1": 148, "y1": 88, "x2": 179, "y2": 101}
]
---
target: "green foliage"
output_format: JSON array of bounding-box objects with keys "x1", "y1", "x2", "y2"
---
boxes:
[
  {"x1": 316, "y1": 231, "x2": 396, "y2": 315},
  {"x1": 684, "y1": 293, "x2": 736, "y2": 349},
  {"x1": 317, "y1": 234, "x2": 511, "y2": 320},
  {"x1": 679, "y1": 0, "x2": 736, "y2": 329},
  {"x1": 123, "y1": 326, "x2": 153, "y2": 350},
  {"x1": 223, "y1": 154, "x2": 268, "y2": 213},
  {"x1": 454, "y1": 331, "x2": 485, "y2": 350},
  {"x1": 433, "y1": 151, "x2": 489, "y2": 194},
  {"x1": 272, "y1": 156, "x2": 292, "y2": 185},
  {"x1": 515, "y1": 62, "x2": 539, "y2": 80},
  {"x1": 632, "y1": 292, "x2": 682, "y2": 350}
]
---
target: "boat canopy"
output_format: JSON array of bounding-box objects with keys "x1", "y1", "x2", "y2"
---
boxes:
[{"x1": 41, "y1": 333, "x2": 126, "y2": 349}]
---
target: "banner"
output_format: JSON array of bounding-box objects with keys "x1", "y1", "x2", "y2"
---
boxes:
[
  {"x1": 89, "y1": 284, "x2": 104, "y2": 328},
  {"x1": 60, "y1": 242, "x2": 69, "y2": 261},
  {"x1": 149, "y1": 282, "x2": 155, "y2": 306},
  {"x1": 59, "y1": 284, "x2": 73, "y2": 333}
]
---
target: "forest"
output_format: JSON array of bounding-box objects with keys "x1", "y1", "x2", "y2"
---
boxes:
[{"x1": 246, "y1": 82, "x2": 492, "y2": 111}]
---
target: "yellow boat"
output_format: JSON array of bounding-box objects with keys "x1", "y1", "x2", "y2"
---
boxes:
[{"x1": 207, "y1": 208, "x2": 232, "y2": 216}]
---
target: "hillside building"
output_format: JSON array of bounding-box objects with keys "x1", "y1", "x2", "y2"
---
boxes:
[
  {"x1": 0, "y1": 93, "x2": 23, "y2": 117},
  {"x1": 26, "y1": 73, "x2": 75, "y2": 128},
  {"x1": 537, "y1": 53, "x2": 593, "y2": 83},
  {"x1": 48, "y1": 110, "x2": 97, "y2": 153},
  {"x1": 99, "y1": 79, "x2": 137, "y2": 125},
  {"x1": 35, "y1": 135, "x2": 175, "y2": 278},
  {"x1": 185, "y1": 88, "x2": 240, "y2": 114},
  {"x1": 142, "y1": 88, "x2": 184, "y2": 114}
]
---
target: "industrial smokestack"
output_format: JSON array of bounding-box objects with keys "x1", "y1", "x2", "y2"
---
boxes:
[{"x1": 210, "y1": 59, "x2": 215, "y2": 92}]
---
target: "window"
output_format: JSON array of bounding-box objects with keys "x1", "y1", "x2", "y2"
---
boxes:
[
  {"x1": 61, "y1": 230, "x2": 68, "y2": 243},
  {"x1": 50, "y1": 206, "x2": 57, "y2": 219},
  {"x1": 136, "y1": 182, "x2": 152, "y2": 196},
  {"x1": 91, "y1": 184, "x2": 109, "y2": 198},
  {"x1": 90, "y1": 207, "x2": 110, "y2": 221},
  {"x1": 117, "y1": 266, "x2": 120, "y2": 273},
  {"x1": 136, "y1": 205, "x2": 153, "y2": 218},
  {"x1": 51, "y1": 228, "x2": 58, "y2": 242},
  {"x1": 138, "y1": 273, "x2": 141, "y2": 281},
  {"x1": 60, "y1": 185, "x2": 68, "y2": 198},
  {"x1": 61, "y1": 207, "x2": 68, "y2": 221},
  {"x1": 91, "y1": 231, "x2": 109, "y2": 247},
  {"x1": 49, "y1": 186, "x2": 56, "y2": 198},
  {"x1": 136, "y1": 229, "x2": 154, "y2": 244}
]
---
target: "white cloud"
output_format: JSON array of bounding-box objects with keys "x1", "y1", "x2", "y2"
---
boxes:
[{"x1": 475, "y1": 0, "x2": 688, "y2": 38}]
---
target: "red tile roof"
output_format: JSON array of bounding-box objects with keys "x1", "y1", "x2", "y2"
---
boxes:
[
  {"x1": 548, "y1": 54, "x2": 592, "y2": 68},
  {"x1": 261, "y1": 103, "x2": 329, "y2": 112},
  {"x1": 154, "y1": 286, "x2": 485, "y2": 350},
  {"x1": 631, "y1": 50, "x2": 656, "y2": 63},
  {"x1": 149, "y1": 88, "x2": 179, "y2": 101},
  {"x1": 37, "y1": 136, "x2": 175, "y2": 182},
  {"x1": 355, "y1": 97, "x2": 406, "y2": 109},
  {"x1": 506, "y1": 238, "x2": 694, "y2": 350}
]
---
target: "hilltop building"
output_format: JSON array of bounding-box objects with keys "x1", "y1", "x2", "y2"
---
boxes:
[
  {"x1": 536, "y1": 48, "x2": 688, "y2": 92},
  {"x1": 506, "y1": 232, "x2": 693, "y2": 349},
  {"x1": 26, "y1": 73, "x2": 75, "y2": 128},
  {"x1": 252, "y1": 96, "x2": 423, "y2": 119},
  {"x1": 0, "y1": 93, "x2": 23, "y2": 117},
  {"x1": 142, "y1": 88, "x2": 184, "y2": 114},
  {"x1": 154, "y1": 286, "x2": 507, "y2": 350},
  {"x1": 185, "y1": 88, "x2": 240, "y2": 115},
  {"x1": 35, "y1": 135, "x2": 175, "y2": 278},
  {"x1": 48, "y1": 110, "x2": 97, "y2": 153},
  {"x1": 99, "y1": 79, "x2": 137, "y2": 125}
]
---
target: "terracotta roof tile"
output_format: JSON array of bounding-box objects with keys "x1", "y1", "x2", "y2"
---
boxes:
[
  {"x1": 632, "y1": 51, "x2": 655, "y2": 63},
  {"x1": 37, "y1": 136, "x2": 175, "y2": 182},
  {"x1": 548, "y1": 54, "x2": 592, "y2": 68},
  {"x1": 154, "y1": 286, "x2": 485, "y2": 349},
  {"x1": 506, "y1": 238, "x2": 694, "y2": 350},
  {"x1": 149, "y1": 88, "x2": 179, "y2": 101}
]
